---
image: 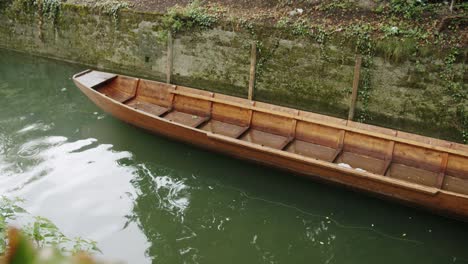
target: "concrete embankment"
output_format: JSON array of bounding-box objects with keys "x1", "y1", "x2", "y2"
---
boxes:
[{"x1": 0, "y1": 1, "x2": 466, "y2": 142}]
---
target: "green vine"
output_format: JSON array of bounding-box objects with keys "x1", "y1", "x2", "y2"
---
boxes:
[
  {"x1": 275, "y1": 19, "x2": 330, "y2": 61},
  {"x1": 94, "y1": 0, "x2": 130, "y2": 26},
  {"x1": 162, "y1": 0, "x2": 218, "y2": 35},
  {"x1": 457, "y1": 107, "x2": 468, "y2": 144},
  {"x1": 440, "y1": 48, "x2": 467, "y2": 143},
  {"x1": 255, "y1": 40, "x2": 280, "y2": 82},
  {"x1": 239, "y1": 18, "x2": 255, "y2": 36},
  {"x1": 388, "y1": 0, "x2": 427, "y2": 19},
  {"x1": 440, "y1": 48, "x2": 465, "y2": 102},
  {"x1": 312, "y1": 26, "x2": 330, "y2": 62},
  {"x1": 39, "y1": 0, "x2": 60, "y2": 24},
  {"x1": 9, "y1": 0, "x2": 61, "y2": 24},
  {"x1": 291, "y1": 19, "x2": 309, "y2": 37}
]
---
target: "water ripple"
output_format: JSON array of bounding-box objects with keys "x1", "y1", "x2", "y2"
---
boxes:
[
  {"x1": 138, "y1": 164, "x2": 190, "y2": 221},
  {"x1": 17, "y1": 122, "x2": 54, "y2": 134}
]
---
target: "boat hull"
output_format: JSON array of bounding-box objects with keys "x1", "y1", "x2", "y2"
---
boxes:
[{"x1": 74, "y1": 79, "x2": 468, "y2": 220}]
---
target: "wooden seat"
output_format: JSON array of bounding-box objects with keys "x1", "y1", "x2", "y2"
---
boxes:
[
  {"x1": 95, "y1": 75, "x2": 138, "y2": 103},
  {"x1": 126, "y1": 100, "x2": 169, "y2": 116},
  {"x1": 335, "y1": 152, "x2": 386, "y2": 174},
  {"x1": 74, "y1": 71, "x2": 116, "y2": 88},
  {"x1": 240, "y1": 129, "x2": 289, "y2": 149},
  {"x1": 443, "y1": 176, "x2": 468, "y2": 195},
  {"x1": 98, "y1": 86, "x2": 134, "y2": 103},
  {"x1": 286, "y1": 140, "x2": 336, "y2": 161},
  {"x1": 163, "y1": 111, "x2": 209, "y2": 128},
  {"x1": 200, "y1": 120, "x2": 247, "y2": 138},
  {"x1": 387, "y1": 163, "x2": 439, "y2": 187}
]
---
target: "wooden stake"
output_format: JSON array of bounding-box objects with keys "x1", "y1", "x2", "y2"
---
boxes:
[
  {"x1": 348, "y1": 55, "x2": 362, "y2": 121},
  {"x1": 166, "y1": 31, "x2": 173, "y2": 84},
  {"x1": 248, "y1": 42, "x2": 257, "y2": 101}
]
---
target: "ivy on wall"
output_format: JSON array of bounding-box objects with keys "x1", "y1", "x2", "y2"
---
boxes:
[{"x1": 440, "y1": 48, "x2": 467, "y2": 143}]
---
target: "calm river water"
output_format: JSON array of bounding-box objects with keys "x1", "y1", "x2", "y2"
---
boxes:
[{"x1": 1, "y1": 49, "x2": 468, "y2": 264}]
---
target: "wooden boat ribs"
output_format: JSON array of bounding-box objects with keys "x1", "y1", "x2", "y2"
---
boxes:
[{"x1": 73, "y1": 70, "x2": 468, "y2": 220}]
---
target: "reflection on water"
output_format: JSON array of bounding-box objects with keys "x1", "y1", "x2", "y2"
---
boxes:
[{"x1": 1, "y1": 49, "x2": 468, "y2": 264}]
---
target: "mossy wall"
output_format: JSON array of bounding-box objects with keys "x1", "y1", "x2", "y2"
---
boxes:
[
  {"x1": 0, "y1": 3, "x2": 466, "y2": 142},
  {"x1": 254, "y1": 39, "x2": 355, "y2": 118}
]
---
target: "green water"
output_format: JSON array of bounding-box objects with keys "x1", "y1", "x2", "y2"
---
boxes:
[{"x1": 1, "y1": 49, "x2": 468, "y2": 264}]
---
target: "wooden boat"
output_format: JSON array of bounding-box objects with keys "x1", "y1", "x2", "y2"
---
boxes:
[{"x1": 73, "y1": 70, "x2": 468, "y2": 220}]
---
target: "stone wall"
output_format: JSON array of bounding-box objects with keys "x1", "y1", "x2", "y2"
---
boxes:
[{"x1": 0, "y1": 3, "x2": 465, "y2": 142}]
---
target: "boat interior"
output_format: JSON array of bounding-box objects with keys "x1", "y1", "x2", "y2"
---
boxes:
[{"x1": 75, "y1": 71, "x2": 468, "y2": 195}]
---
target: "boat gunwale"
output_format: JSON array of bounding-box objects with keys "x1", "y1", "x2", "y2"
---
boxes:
[{"x1": 73, "y1": 70, "x2": 468, "y2": 200}]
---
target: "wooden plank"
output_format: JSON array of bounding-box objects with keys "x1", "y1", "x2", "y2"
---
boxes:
[
  {"x1": 234, "y1": 126, "x2": 250, "y2": 139},
  {"x1": 134, "y1": 78, "x2": 141, "y2": 97},
  {"x1": 157, "y1": 108, "x2": 171, "y2": 117},
  {"x1": 235, "y1": 101, "x2": 255, "y2": 139},
  {"x1": 126, "y1": 101, "x2": 169, "y2": 117},
  {"x1": 75, "y1": 71, "x2": 117, "y2": 88},
  {"x1": 280, "y1": 137, "x2": 295, "y2": 150},
  {"x1": 73, "y1": 69, "x2": 91, "y2": 78},
  {"x1": 169, "y1": 89, "x2": 468, "y2": 158},
  {"x1": 281, "y1": 111, "x2": 299, "y2": 150},
  {"x1": 247, "y1": 101, "x2": 255, "y2": 126},
  {"x1": 331, "y1": 130, "x2": 345, "y2": 162},
  {"x1": 208, "y1": 92, "x2": 214, "y2": 117},
  {"x1": 289, "y1": 111, "x2": 299, "y2": 138},
  {"x1": 195, "y1": 116, "x2": 211, "y2": 128},
  {"x1": 196, "y1": 93, "x2": 214, "y2": 128},
  {"x1": 248, "y1": 42, "x2": 257, "y2": 101},
  {"x1": 348, "y1": 55, "x2": 362, "y2": 121},
  {"x1": 122, "y1": 78, "x2": 141, "y2": 104},
  {"x1": 382, "y1": 141, "x2": 395, "y2": 175},
  {"x1": 437, "y1": 153, "x2": 449, "y2": 189},
  {"x1": 166, "y1": 85, "x2": 177, "y2": 113},
  {"x1": 166, "y1": 31, "x2": 173, "y2": 84}
]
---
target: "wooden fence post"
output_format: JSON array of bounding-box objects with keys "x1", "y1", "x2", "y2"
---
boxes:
[
  {"x1": 248, "y1": 42, "x2": 257, "y2": 101},
  {"x1": 166, "y1": 31, "x2": 173, "y2": 84},
  {"x1": 348, "y1": 55, "x2": 362, "y2": 121}
]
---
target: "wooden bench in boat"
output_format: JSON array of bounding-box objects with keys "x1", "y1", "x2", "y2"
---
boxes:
[{"x1": 73, "y1": 70, "x2": 468, "y2": 220}]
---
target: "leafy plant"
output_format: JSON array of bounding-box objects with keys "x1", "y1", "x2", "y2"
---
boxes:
[
  {"x1": 9, "y1": 0, "x2": 61, "y2": 23},
  {"x1": 0, "y1": 197, "x2": 26, "y2": 254},
  {"x1": 94, "y1": 0, "x2": 130, "y2": 24},
  {"x1": 163, "y1": 0, "x2": 218, "y2": 34},
  {"x1": 9, "y1": 0, "x2": 36, "y2": 13},
  {"x1": 40, "y1": 0, "x2": 61, "y2": 23},
  {"x1": 0, "y1": 196, "x2": 100, "y2": 255},
  {"x1": 5, "y1": 229, "x2": 107, "y2": 264},
  {"x1": 291, "y1": 20, "x2": 309, "y2": 37},
  {"x1": 275, "y1": 17, "x2": 290, "y2": 28},
  {"x1": 317, "y1": 0, "x2": 355, "y2": 12},
  {"x1": 389, "y1": 0, "x2": 427, "y2": 19},
  {"x1": 255, "y1": 40, "x2": 280, "y2": 83},
  {"x1": 455, "y1": 107, "x2": 468, "y2": 144},
  {"x1": 440, "y1": 48, "x2": 465, "y2": 102}
]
